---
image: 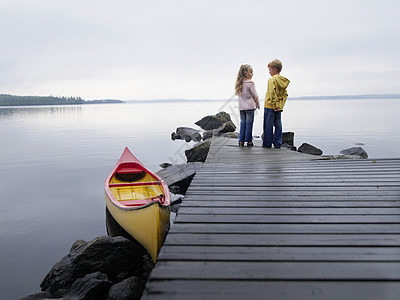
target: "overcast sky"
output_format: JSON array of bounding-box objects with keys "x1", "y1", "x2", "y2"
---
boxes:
[{"x1": 1, "y1": 0, "x2": 399, "y2": 100}]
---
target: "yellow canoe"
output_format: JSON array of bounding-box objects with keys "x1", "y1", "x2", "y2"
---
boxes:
[{"x1": 104, "y1": 147, "x2": 171, "y2": 262}]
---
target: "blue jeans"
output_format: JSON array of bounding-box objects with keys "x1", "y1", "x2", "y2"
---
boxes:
[
  {"x1": 239, "y1": 109, "x2": 255, "y2": 143},
  {"x1": 263, "y1": 108, "x2": 282, "y2": 148}
]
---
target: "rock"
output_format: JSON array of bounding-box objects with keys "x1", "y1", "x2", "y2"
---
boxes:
[
  {"x1": 107, "y1": 276, "x2": 144, "y2": 300},
  {"x1": 171, "y1": 132, "x2": 181, "y2": 141},
  {"x1": 19, "y1": 291, "x2": 53, "y2": 300},
  {"x1": 261, "y1": 132, "x2": 294, "y2": 145},
  {"x1": 282, "y1": 143, "x2": 296, "y2": 151},
  {"x1": 168, "y1": 185, "x2": 182, "y2": 194},
  {"x1": 40, "y1": 236, "x2": 144, "y2": 298},
  {"x1": 223, "y1": 132, "x2": 239, "y2": 138},
  {"x1": 70, "y1": 239, "x2": 87, "y2": 252},
  {"x1": 195, "y1": 111, "x2": 231, "y2": 130},
  {"x1": 67, "y1": 272, "x2": 112, "y2": 300},
  {"x1": 203, "y1": 131, "x2": 213, "y2": 140},
  {"x1": 171, "y1": 127, "x2": 202, "y2": 142},
  {"x1": 185, "y1": 140, "x2": 211, "y2": 163},
  {"x1": 159, "y1": 162, "x2": 172, "y2": 169},
  {"x1": 298, "y1": 143, "x2": 323, "y2": 156},
  {"x1": 174, "y1": 127, "x2": 202, "y2": 142},
  {"x1": 282, "y1": 132, "x2": 294, "y2": 146},
  {"x1": 340, "y1": 147, "x2": 368, "y2": 159},
  {"x1": 322, "y1": 155, "x2": 362, "y2": 160},
  {"x1": 156, "y1": 162, "x2": 203, "y2": 194},
  {"x1": 213, "y1": 121, "x2": 236, "y2": 136}
]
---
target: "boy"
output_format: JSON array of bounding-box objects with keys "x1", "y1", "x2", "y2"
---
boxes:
[{"x1": 262, "y1": 59, "x2": 290, "y2": 148}]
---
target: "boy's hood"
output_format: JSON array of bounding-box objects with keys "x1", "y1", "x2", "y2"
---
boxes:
[{"x1": 273, "y1": 75, "x2": 290, "y2": 89}]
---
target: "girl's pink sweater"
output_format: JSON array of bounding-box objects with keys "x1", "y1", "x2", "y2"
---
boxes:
[{"x1": 238, "y1": 80, "x2": 259, "y2": 110}]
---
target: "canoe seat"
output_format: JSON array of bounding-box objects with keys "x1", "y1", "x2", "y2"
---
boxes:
[
  {"x1": 119, "y1": 197, "x2": 162, "y2": 207},
  {"x1": 116, "y1": 167, "x2": 143, "y2": 174},
  {"x1": 109, "y1": 181, "x2": 161, "y2": 187}
]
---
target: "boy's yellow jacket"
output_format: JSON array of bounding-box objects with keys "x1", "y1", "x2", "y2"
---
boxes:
[{"x1": 264, "y1": 75, "x2": 290, "y2": 110}]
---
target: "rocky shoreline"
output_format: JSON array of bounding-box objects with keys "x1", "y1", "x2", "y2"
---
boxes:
[{"x1": 21, "y1": 111, "x2": 368, "y2": 300}]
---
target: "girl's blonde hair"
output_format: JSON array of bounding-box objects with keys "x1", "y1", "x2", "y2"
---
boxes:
[{"x1": 235, "y1": 64, "x2": 252, "y2": 95}]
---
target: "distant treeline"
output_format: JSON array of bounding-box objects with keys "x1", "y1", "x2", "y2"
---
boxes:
[{"x1": 0, "y1": 94, "x2": 124, "y2": 106}]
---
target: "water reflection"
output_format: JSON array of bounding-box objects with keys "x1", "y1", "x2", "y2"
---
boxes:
[{"x1": 0, "y1": 105, "x2": 83, "y2": 120}]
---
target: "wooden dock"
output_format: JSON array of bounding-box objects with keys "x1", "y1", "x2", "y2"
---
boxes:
[{"x1": 143, "y1": 137, "x2": 400, "y2": 300}]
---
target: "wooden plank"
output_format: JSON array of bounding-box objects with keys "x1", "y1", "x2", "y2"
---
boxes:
[
  {"x1": 143, "y1": 281, "x2": 400, "y2": 300},
  {"x1": 158, "y1": 246, "x2": 400, "y2": 261},
  {"x1": 149, "y1": 261, "x2": 400, "y2": 280},
  {"x1": 178, "y1": 207, "x2": 400, "y2": 215},
  {"x1": 164, "y1": 233, "x2": 400, "y2": 246},
  {"x1": 180, "y1": 200, "x2": 400, "y2": 207},
  {"x1": 182, "y1": 195, "x2": 400, "y2": 201},
  {"x1": 169, "y1": 223, "x2": 400, "y2": 234},
  {"x1": 174, "y1": 214, "x2": 400, "y2": 223}
]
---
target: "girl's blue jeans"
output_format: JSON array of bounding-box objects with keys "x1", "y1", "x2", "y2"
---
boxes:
[
  {"x1": 239, "y1": 109, "x2": 255, "y2": 143},
  {"x1": 263, "y1": 108, "x2": 282, "y2": 148}
]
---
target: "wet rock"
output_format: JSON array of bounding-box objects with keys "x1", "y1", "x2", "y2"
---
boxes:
[
  {"x1": 171, "y1": 132, "x2": 181, "y2": 141},
  {"x1": 185, "y1": 140, "x2": 211, "y2": 162},
  {"x1": 107, "y1": 276, "x2": 144, "y2": 300},
  {"x1": 213, "y1": 121, "x2": 236, "y2": 135},
  {"x1": 70, "y1": 239, "x2": 87, "y2": 252},
  {"x1": 282, "y1": 132, "x2": 294, "y2": 146},
  {"x1": 282, "y1": 143, "x2": 296, "y2": 151},
  {"x1": 195, "y1": 111, "x2": 231, "y2": 130},
  {"x1": 173, "y1": 127, "x2": 202, "y2": 142},
  {"x1": 159, "y1": 162, "x2": 173, "y2": 169},
  {"x1": 223, "y1": 132, "x2": 239, "y2": 138},
  {"x1": 298, "y1": 143, "x2": 323, "y2": 156},
  {"x1": 322, "y1": 155, "x2": 362, "y2": 160},
  {"x1": 340, "y1": 147, "x2": 368, "y2": 159},
  {"x1": 19, "y1": 291, "x2": 53, "y2": 300},
  {"x1": 261, "y1": 132, "x2": 294, "y2": 145},
  {"x1": 157, "y1": 162, "x2": 203, "y2": 194},
  {"x1": 203, "y1": 131, "x2": 213, "y2": 140},
  {"x1": 40, "y1": 236, "x2": 144, "y2": 298},
  {"x1": 66, "y1": 272, "x2": 112, "y2": 300}
]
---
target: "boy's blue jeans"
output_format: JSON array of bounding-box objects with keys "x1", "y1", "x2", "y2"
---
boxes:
[
  {"x1": 263, "y1": 108, "x2": 282, "y2": 148},
  {"x1": 239, "y1": 109, "x2": 255, "y2": 143}
]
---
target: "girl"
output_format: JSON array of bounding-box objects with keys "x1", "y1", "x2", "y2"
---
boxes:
[{"x1": 235, "y1": 64, "x2": 260, "y2": 147}]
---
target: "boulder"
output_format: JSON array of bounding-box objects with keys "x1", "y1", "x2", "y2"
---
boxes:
[
  {"x1": 322, "y1": 155, "x2": 362, "y2": 160},
  {"x1": 282, "y1": 143, "x2": 296, "y2": 151},
  {"x1": 66, "y1": 272, "x2": 112, "y2": 300},
  {"x1": 157, "y1": 162, "x2": 203, "y2": 194},
  {"x1": 159, "y1": 162, "x2": 173, "y2": 169},
  {"x1": 261, "y1": 132, "x2": 294, "y2": 145},
  {"x1": 340, "y1": 147, "x2": 368, "y2": 159},
  {"x1": 223, "y1": 132, "x2": 239, "y2": 138},
  {"x1": 282, "y1": 132, "x2": 294, "y2": 146},
  {"x1": 107, "y1": 276, "x2": 144, "y2": 300},
  {"x1": 202, "y1": 131, "x2": 213, "y2": 140},
  {"x1": 40, "y1": 236, "x2": 144, "y2": 298},
  {"x1": 213, "y1": 121, "x2": 236, "y2": 136},
  {"x1": 20, "y1": 291, "x2": 53, "y2": 300},
  {"x1": 298, "y1": 143, "x2": 323, "y2": 156},
  {"x1": 175, "y1": 127, "x2": 202, "y2": 142},
  {"x1": 195, "y1": 111, "x2": 231, "y2": 130},
  {"x1": 185, "y1": 140, "x2": 212, "y2": 163}
]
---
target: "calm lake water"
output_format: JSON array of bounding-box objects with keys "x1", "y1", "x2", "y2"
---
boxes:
[{"x1": 1, "y1": 98, "x2": 399, "y2": 299}]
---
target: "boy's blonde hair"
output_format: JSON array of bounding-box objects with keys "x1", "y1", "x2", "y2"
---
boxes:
[
  {"x1": 268, "y1": 59, "x2": 283, "y2": 72},
  {"x1": 235, "y1": 64, "x2": 252, "y2": 95}
]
